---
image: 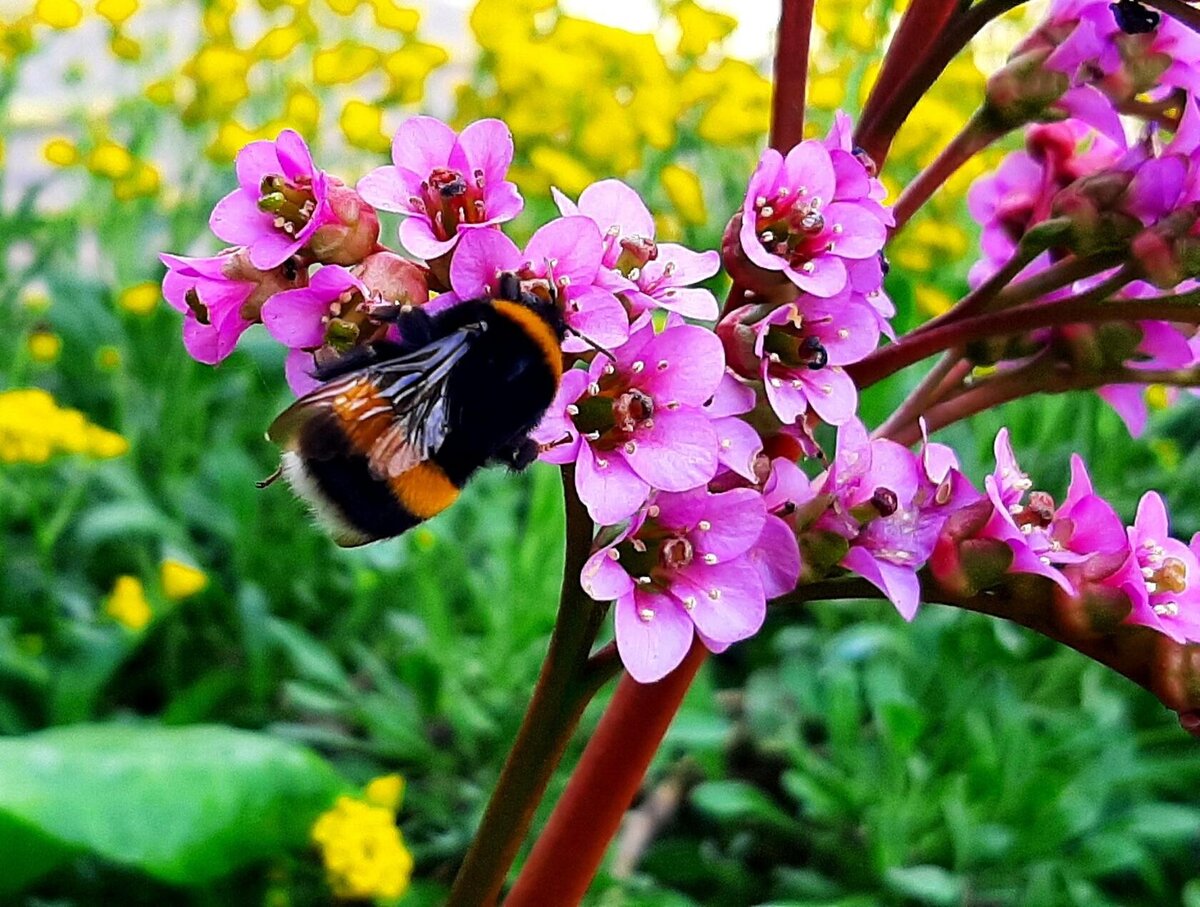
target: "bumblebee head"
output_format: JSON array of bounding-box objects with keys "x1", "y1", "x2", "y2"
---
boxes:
[{"x1": 495, "y1": 271, "x2": 565, "y2": 340}]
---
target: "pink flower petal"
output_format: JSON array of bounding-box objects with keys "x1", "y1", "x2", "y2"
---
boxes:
[
  {"x1": 456, "y1": 118, "x2": 515, "y2": 189},
  {"x1": 822, "y1": 203, "x2": 887, "y2": 258},
  {"x1": 525, "y1": 217, "x2": 603, "y2": 285},
  {"x1": 804, "y1": 366, "x2": 858, "y2": 426},
  {"x1": 787, "y1": 254, "x2": 847, "y2": 297},
  {"x1": 843, "y1": 547, "x2": 922, "y2": 621},
  {"x1": 562, "y1": 288, "x2": 630, "y2": 352},
  {"x1": 625, "y1": 409, "x2": 719, "y2": 492},
  {"x1": 209, "y1": 189, "x2": 267, "y2": 247},
  {"x1": 638, "y1": 325, "x2": 725, "y2": 406},
  {"x1": 615, "y1": 589, "x2": 695, "y2": 683},
  {"x1": 581, "y1": 547, "x2": 635, "y2": 601},
  {"x1": 399, "y1": 216, "x2": 458, "y2": 261},
  {"x1": 285, "y1": 348, "x2": 322, "y2": 396},
  {"x1": 235, "y1": 140, "x2": 281, "y2": 193},
  {"x1": 391, "y1": 116, "x2": 457, "y2": 177},
  {"x1": 576, "y1": 443, "x2": 652, "y2": 525},
  {"x1": 714, "y1": 416, "x2": 763, "y2": 481},
  {"x1": 275, "y1": 129, "x2": 315, "y2": 181},
  {"x1": 449, "y1": 228, "x2": 522, "y2": 298},
  {"x1": 357, "y1": 165, "x2": 419, "y2": 215},
  {"x1": 750, "y1": 515, "x2": 801, "y2": 598},
  {"x1": 261, "y1": 288, "x2": 331, "y2": 348},
  {"x1": 674, "y1": 560, "x2": 765, "y2": 644},
  {"x1": 577, "y1": 179, "x2": 656, "y2": 238}
]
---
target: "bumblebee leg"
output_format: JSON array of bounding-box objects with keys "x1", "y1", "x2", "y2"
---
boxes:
[
  {"x1": 497, "y1": 271, "x2": 523, "y2": 303},
  {"x1": 377, "y1": 305, "x2": 436, "y2": 348},
  {"x1": 490, "y1": 436, "x2": 540, "y2": 472}
]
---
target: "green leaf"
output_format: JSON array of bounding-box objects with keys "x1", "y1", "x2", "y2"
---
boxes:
[
  {"x1": 884, "y1": 866, "x2": 965, "y2": 906},
  {"x1": 0, "y1": 723, "x2": 346, "y2": 891},
  {"x1": 691, "y1": 780, "x2": 796, "y2": 830}
]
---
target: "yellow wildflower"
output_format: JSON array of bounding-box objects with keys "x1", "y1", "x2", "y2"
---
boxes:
[
  {"x1": 915, "y1": 285, "x2": 956, "y2": 317},
  {"x1": 673, "y1": 0, "x2": 737, "y2": 57},
  {"x1": 117, "y1": 282, "x2": 160, "y2": 315},
  {"x1": 526, "y1": 147, "x2": 594, "y2": 195},
  {"x1": 144, "y1": 78, "x2": 175, "y2": 106},
  {"x1": 27, "y1": 331, "x2": 62, "y2": 363},
  {"x1": 1146, "y1": 385, "x2": 1171, "y2": 412},
  {"x1": 0, "y1": 389, "x2": 124, "y2": 462},
  {"x1": 340, "y1": 100, "x2": 389, "y2": 153},
  {"x1": 254, "y1": 23, "x2": 305, "y2": 60},
  {"x1": 160, "y1": 559, "x2": 208, "y2": 600},
  {"x1": 313, "y1": 40, "x2": 378, "y2": 85},
  {"x1": 285, "y1": 85, "x2": 321, "y2": 135},
  {"x1": 364, "y1": 774, "x2": 406, "y2": 811},
  {"x1": 86, "y1": 140, "x2": 135, "y2": 180},
  {"x1": 325, "y1": 0, "x2": 359, "y2": 13},
  {"x1": 113, "y1": 162, "x2": 161, "y2": 201},
  {"x1": 105, "y1": 576, "x2": 152, "y2": 631},
  {"x1": 660, "y1": 164, "x2": 707, "y2": 226},
  {"x1": 311, "y1": 796, "x2": 413, "y2": 901},
  {"x1": 109, "y1": 32, "x2": 140, "y2": 60},
  {"x1": 95, "y1": 0, "x2": 137, "y2": 26},
  {"x1": 382, "y1": 41, "x2": 448, "y2": 103},
  {"x1": 371, "y1": 0, "x2": 419, "y2": 33},
  {"x1": 44, "y1": 138, "x2": 78, "y2": 167},
  {"x1": 35, "y1": 0, "x2": 83, "y2": 29}
]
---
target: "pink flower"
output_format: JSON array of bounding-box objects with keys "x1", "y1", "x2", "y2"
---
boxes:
[
  {"x1": 822, "y1": 419, "x2": 977, "y2": 620},
  {"x1": 357, "y1": 116, "x2": 523, "y2": 261},
  {"x1": 209, "y1": 130, "x2": 336, "y2": 270},
  {"x1": 979, "y1": 432, "x2": 1128, "y2": 593},
  {"x1": 738, "y1": 116, "x2": 892, "y2": 298},
  {"x1": 967, "y1": 120, "x2": 1125, "y2": 286},
  {"x1": 719, "y1": 290, "x2": 881, "y2": 427},
  {"x1": 702, "y1": 372, "x2": 764, "y2": 483},
  {"x1": 531, "y1": 319, "x2": 724, "y2": 524},
  {"x1": 160, "y1": 249, "x2": 301, "y2": 364},
  {"x1": 449, "y1": 216, "x2": 629, "y2": 352},
  {"x1": 581, "y1": 488, "x2": 769, "y2": 682},
  {"x1": 553, "y1": 179, "x2": 720, "y2": 321},
  {"x1": 1121, "y1": 492, "x2": 1200, "y2": 642}
]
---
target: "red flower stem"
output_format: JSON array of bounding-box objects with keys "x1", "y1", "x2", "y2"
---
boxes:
[
  {"x1": 892, "y1": 113, "x2": 1002, "y2": 232},
  {"x1": 447, "y1": 471, "x2": 608, "y2": 907},
  {"x1": 1140, "y1": 0, "x2": 1200, "y2": 33},
  {"x1": 504, "y1": 642, "x2": 709, "y2": 906},
  {"x1": 856, "y1": 0, "x2": 961, "y2": 160},
  {"x1": 849, "y1": 256, "x2": 1127, "y2": 388},
  {"x1": 871, "y1": 351, "x2": 969, "y2": 441},
  {"x1": 856, "y1": 0, "x2": 1029, "y2": 166},
  {"x1": 770, "y1": 0, "x2": 817, "y2": 152},
  {"x1": 887, "y1": 359, "x2": 1200, "y2": 447},
  {"x1": 770, "y1": 577, "x2": 1200, "y2": 728}
]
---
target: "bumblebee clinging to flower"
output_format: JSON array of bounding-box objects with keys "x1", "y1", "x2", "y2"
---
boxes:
[{"x1": 264, "y1": 273, "x2": 565, "y2": 546}]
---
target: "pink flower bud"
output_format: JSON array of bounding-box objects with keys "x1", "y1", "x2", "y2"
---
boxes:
[
  {"x1": 308, "y1": 182, "x2": 381, "y2": 266},
  {"x1": 716, "y1": 304, "x2": 768, "y2": 380},
  {"x1": 983, "y1": 50, "x2": 1070, "y2": 131},
  {"x1": 358, "y1": 251, "x2": 430, "y2": 309}
]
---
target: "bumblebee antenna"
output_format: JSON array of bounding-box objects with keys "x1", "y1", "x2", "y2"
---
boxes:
[
  {"x1": 565, "y1": 326, "x2": 615, "y2": 363},
  {"x1": 537, "y1": 433, "x2": 575, "y2": 454}
]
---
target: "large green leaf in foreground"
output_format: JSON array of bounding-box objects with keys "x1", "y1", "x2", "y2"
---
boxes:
[{"x1": 0, "y1": 724, "x2": 346, "y2": 892}]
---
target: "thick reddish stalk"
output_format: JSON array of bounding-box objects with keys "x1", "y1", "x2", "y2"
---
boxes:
[
  {"x1": 855, "y1": 295, "x2": 1200, "y2": 389},
  {"x1": 856, "y1": 0, "x2": 1028, "y2": 166},
  {"x1": 892, "y1": 115, "x2": 1000, "y2": 231},
  {"x1": 504, "y1": 642, "x2": 709, "y2": 906},
  {"x1": 769, "y1": 0, "x2": 816, "y2": 152},
  {"x1": 855, "y1": 0, "x2": 961, "y2": 162}
]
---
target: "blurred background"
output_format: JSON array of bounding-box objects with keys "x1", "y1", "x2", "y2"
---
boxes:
[{"x1": 2, "y1": 0, "x2": 1200, "y2": 903}]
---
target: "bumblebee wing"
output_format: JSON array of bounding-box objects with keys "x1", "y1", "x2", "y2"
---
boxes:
[{"x1": 267, "y1": 326, "x2": 479, "y2": 477}]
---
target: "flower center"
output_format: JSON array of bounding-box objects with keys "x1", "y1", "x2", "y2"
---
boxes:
[
  {"x1": 753, "y1": 189, "x2": 842, "y2": 273},
  {"x1": 570, "y1": 379, "x2": 656, "y2": 451},
  {"x1": 258, "y1": 174, "x2": 317, "y2": 237},
  {"x1": 660, "y1": 536, "x2": 693, "y2": 570},
  {"x1": 1138, "y1": 540, "x2": 1188, "y2": 596},
  {"x1": 410, "y1": 166, "x2": 487, "y2": 241},
  {"x1": 763, "y1": 320, "x2": 830, "y2": 371}
]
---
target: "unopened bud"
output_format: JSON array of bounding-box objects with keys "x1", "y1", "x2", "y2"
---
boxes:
[
  {"x1": 983, "y1": 49, "x2": 1070, "y2": 132},
  {"x1": 717, "y1": 304, "x2": 770, "y2": 380},
  {"x1": 309, "y1": 182, "x2": 381, "y2": 266},
  {"x1": 359, "y1": 251, "x2": 430, "y2": 309},
  {"x1": 222, "y1": 248, "x2": 305, "y2": 322},
  {"x1": 1129, "y1": 204, "x2": 1200, "y2": 288},
  {"x1": 1052, "y1": 582, "x2": 1132, "y2": 637},
  {"x1": 1051, "y1": 170, "x2": 1141, "y2": 256}
]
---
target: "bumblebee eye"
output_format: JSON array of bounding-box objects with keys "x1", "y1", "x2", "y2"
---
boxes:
[{"x1": 283, "y1": 257, "x2": 300, "y2": 281}]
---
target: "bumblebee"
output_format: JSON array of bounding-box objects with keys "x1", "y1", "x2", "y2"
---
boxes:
[{"x1": 265, "y1": 273, "x2": 565, "y2": 546}]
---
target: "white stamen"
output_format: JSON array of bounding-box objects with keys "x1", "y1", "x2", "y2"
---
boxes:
[
  {"x1": 631, "y1": 360, "x2": 645, "y2": 373},
  {"x1": 698, "y1": 520, "x2": 711, "y2": 531},
  {"x1": 703, "y1": 553, "x2": 718, "y2": 565},
  {"x1": 638, "y1": 607, "x2": 656, "y2": 622}
]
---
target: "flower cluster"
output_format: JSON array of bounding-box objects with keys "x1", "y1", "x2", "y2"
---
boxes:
[
  {"x1": 0, "y1": 388, "x2": 128, "y2": 464},
  {"x1": 310, "y1": 783, "x2": 414, "y2": 902},
  {"x1": 965, "y1": 96, "x2": 1200, "y2": 435},
  {"x1": 992, "y1": 0, "x2": 1200, "y2": 140}
]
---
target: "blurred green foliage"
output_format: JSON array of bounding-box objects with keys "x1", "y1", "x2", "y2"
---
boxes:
[{"x1": 1, "y1": 0, "x2": 1199, "y2": 904}]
